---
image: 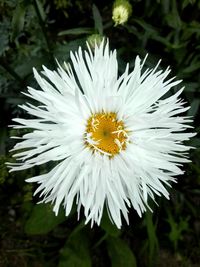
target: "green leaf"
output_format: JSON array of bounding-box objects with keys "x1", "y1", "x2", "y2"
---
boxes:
[
  {"x1": 58, "y1": 27, "x2": 93, "y2": 36},
  {"x1": 92, "y1": 4, "x2": 103, "y2": 35},
  {"x1": 184, "y1": 82, "x2": 199, "y2": 92},
  {"x1": 166, "y1": 209, "x2": 189, "y2": 250},
  {"x1": 15, "y1": 56, "x2": 48, "y2": 78},
  {"x1": 100, "y1": 210, "x2": 120, "y2": 237},
  {"x1": 35, "y1": 0, "x2": 46, "y2": 22},
  {"x1": 58, "y1": 225, "x2": 91, "y2": 267},
  {"x1": 145, "y1": 210, "x2": 159, "y2": 267},
  {"x1": 189, "y1": 137, "x2": 200, "y2": 148},
  {"x1": 165, "y1": 13, "x2": 181, "y2": 29},
  {"x1": 182, "y1": 0, "x2": 196, "y2": 9},
  {"x1": 54, "y1": 38, "x2": 86, "y2": 62},
  {"x1": 0, "y1": 19, "x2": 10, "y2": 55},
  {"x1": 107, "y1": 237, "x2": 137, "y2": 267},
  {"x1": 11, "y1": 1, "x2": 26, "y2": 40},
  {"x1": 133, "y1": 18, "x2": 157, "y2": 35},
  {"x1": 183, "y1": 62, "x2": 200, "y2": 73},
  {"x1": 165, "y1": 0, "x2": 182, "y2": 29},
  {"x1": 187, "y1": 99, "x2": 200, "y2": 116},
  {"x1": 161, "y1": 0, "x2": 170, "y2": 13},
  {"x1": 25, "y1": 203, "x2": 66, "y2": 235}
]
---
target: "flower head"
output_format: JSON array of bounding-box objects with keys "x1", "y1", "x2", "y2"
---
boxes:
[
  {"x1": 112, "y1": 0, "x2": 132, "y2": 26},
  {"x1": 8, "y1": 40, "x2": 194, "y2": 228}
]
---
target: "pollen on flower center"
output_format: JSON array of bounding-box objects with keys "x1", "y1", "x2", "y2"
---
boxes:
[{"x1": 85, "y1": 112, "x2": 129, "y2": 156}]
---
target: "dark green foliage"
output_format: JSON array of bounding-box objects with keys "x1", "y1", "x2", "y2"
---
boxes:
[
  {"x1": 100, "y1": 210, "x2": 120, "y2": 237},
  {"x1": 0, "y1": 0, "x2": 200, "y2": 266},
  {"x1": 58, "y1": 224, "x2": 92, "y2": 267},
  {"x1": 144, "y1": 211, "x2": 159, "y2": 267},
  {"x1": 166, "y1": 209, "x2": 190, "y2": 251},
  {"x1": 25, "y1": 203, "x2": 66, "y2": 235},
  {"x1": 92, "y1": 4, "x2": 103, "y2": 35},
  {"x1": 0, "y1": 19, "x2": 10, "y2": 56},
  {"x1": 107, "y1": 237, "x2": 137, "y2": 267}
]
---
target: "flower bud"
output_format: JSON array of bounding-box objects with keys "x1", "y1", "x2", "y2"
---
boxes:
[
  {"x1": 87, "y1": 34, "x2": 104, "y2": 50},
  {"x1": 112, "y1": 0, "x2": 132, "y2": 26}
]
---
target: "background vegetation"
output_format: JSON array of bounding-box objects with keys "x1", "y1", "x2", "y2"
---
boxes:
[{"x1": 0, "y1": 0, "x2": 199, "y2": 266}]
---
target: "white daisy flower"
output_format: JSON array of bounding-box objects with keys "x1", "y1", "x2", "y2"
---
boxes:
[{"x1": 8, "y1": 40, "x2": 195, "y2": 228}]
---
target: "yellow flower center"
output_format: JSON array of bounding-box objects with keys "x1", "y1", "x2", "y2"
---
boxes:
[{"x1": 85, "y1": 112, "x2": 129, "y2": 156}]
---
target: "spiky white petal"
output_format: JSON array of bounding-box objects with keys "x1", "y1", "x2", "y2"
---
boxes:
[{"x1": 8, "y1": 40, "x2": 195, "y2": 228}]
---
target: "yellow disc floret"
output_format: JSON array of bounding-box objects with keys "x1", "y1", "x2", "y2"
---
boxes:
[{"x1": 85, "y1": 112, "x2": 129, "y2": 156}]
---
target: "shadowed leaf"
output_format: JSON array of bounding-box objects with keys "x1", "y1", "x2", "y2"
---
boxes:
[
  {"x1": 107, "y1": 237, "x2": 137, "y2": 267},
  {"x1": 25, "y1": 203, "x2": 66, "y2": 234}
]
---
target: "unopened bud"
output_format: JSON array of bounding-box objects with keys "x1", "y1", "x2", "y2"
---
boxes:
[
  {"x1": 87, "y1": 34, "x2": 104, "y2": 50},
  {"x1": 112, "y1": 0, "x2": 132, "y2": 26}
]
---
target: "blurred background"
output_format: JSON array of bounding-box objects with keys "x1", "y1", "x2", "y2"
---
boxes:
[{"x1": 0, "y1": 0, "x2": 199, "y2": 266}]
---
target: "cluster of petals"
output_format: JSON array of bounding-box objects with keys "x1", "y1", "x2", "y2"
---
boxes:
[{"x1": 8, "y1": 40, "x2": 194, "y2": 228}]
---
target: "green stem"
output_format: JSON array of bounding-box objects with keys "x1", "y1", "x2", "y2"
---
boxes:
[
  {"x1": 33, "y1": 0, "x2": 54, "y2": 63},
  {"x1": 93, "y1": 233, "x2": 108, "y2": 248}
]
